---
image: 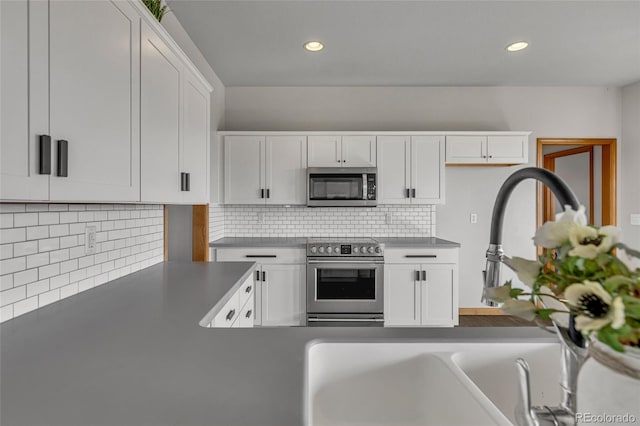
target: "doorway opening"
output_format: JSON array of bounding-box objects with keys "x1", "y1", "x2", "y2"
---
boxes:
[{"x1": 536, "y1": 138, "x2": 617, "y2": 228}]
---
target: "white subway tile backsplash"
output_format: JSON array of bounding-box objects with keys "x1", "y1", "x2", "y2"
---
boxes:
[{"x1": 0, "y1": 203, "x2": 163, "y2": 323}]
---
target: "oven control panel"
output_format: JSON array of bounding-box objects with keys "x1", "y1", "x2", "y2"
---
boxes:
[{"x1": 307, "y1": 240, "x2": 383, "y2": 257}]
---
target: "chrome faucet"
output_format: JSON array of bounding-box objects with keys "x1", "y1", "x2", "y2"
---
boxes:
[{"x1": 482, "y1": 167, "x2": 587, "y2": 426}]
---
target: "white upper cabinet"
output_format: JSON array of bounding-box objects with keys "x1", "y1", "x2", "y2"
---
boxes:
[
  {"x1": 1, "y1": 0, "x2": 211, "y2": 204},
  {"x1": 446, "y1": 134, "x2": 528, "y2": 165},
  {"x1": 378, "y1": 135, "x2": 445, "y2": 204},
  {"x1": 308, "y1": 136, "x2": 341, "y2": 167},
  {"x1": 224, "y1": 136, "x2": 265, "y2": 204},
  {"x1": 308, "y1": 135, "x2": 377, "y2": 167},
  {"x1": 0, "y1": 0, "x2": 49, "y2": 200},
  {"x1": 224, "y1": 135, "x2": 307, "y2": 205},
  {"x1": 140, "y1": 21, "x2": 182, "y2": 204},
  {"x1": 181, "y1": 74, "x2": 210, "y2": 203},
  {"x1": 46, "y1": 0, "x2": 140, "y2": 202},
  {"x1": 265, "y1": 136, "x2": 307, "y2": 205}
]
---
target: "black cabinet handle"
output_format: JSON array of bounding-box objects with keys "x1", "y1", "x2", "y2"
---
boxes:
[
  {"x1": 38, "y1": 135, "x2": 51, "y2": 175},
  {"x1": 266, "y1": 188, "x2": 270, "y2": 199},
  {"x1": 260, "y1": 189, "x2": 265, "y2": 199},
  {"x1": 245, "y1": 286, "x2": 252, "y2": 293},
  {"x1": 180, "y1": 172, "x2": 187, "y2": 191},
  {"x1": 410, "y1": 188, "x2": 416, "y2": 198},
  {"x1": 246, "y1": 255, "x2": 277, "y2": 258},
  {"x1": 255, "y1": 270, "x2": 260, "y2": 281},
  {"x1": 415, "y1": 270, "x2": 420, "y2": 281},
  {"x1": 246, "y1": 310, "x2": 252, "y2": 319},
  {"x1": 185, "y1": 173, "x2": 190, "y2": 191},
  {"x1": 421, "y1": 270, "x2": 427, "y2": 281},
  {"x1": 405, "y1": 188, "x2": 410, "y2": 198},
  {"x1": 262, "y1": 271, "x2": 266, "y2": 282},
  {"x1": 226, "y1": 309, "x2": 236, "y2": 321},
  {"x1": 56, "y1": 140, "x2": 68, "y2": 177},
  {"x1": 405, "y1": 255, "x2": 437, "y2": 258}
]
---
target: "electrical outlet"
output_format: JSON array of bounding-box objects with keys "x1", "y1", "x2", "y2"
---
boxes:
[
  {"x1": 631, "y1": 213, "x2": 640, "y2": 226},
  {"x1": 85, "y1": 225, "x2": 97, "y2": 254},
  {"x1": 385, "y1": 213, "x2": 393, "y2": 225},
  {"x1": 470, "y1": 213, "x2": 478, "y2": 224},
  {"x1": 257, "y1": 212, "x2": 265, "y2": 225}
]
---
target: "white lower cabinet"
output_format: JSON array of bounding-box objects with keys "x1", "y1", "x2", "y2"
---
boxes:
[
  {"x1": 212, "y1": 274, "x2": 254, "y2": 328},
  {"x1": 213, "y1": 248, "x2": 306, "y2": 326},
  {"x1": 384, "y1": 249, "x2": 459, "y2": 327}
]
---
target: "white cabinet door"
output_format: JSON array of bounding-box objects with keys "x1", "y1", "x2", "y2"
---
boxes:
[
  {"x1": 487, "y1": 135, "x2": 528, "y2": 164},
  {"x1": 140, "y1": 21, "x2": 182, "y2": 203},
  {"x1": 377, "y1": 136, "x2": 411, "y2": 205},
  {"x1": 421, "y1": 265, "x2": 456, "y2": 326},
  {"x1": 224, "y1": 136, "x2": 265, "y2": 204},
  {"x1": 384, "y1": 264, "x2": 421, "y2": 326},
  {"x1": 342, "y1": 135, "x2": 377, "y2": 167},
  {"x1": 181, "y1": 74, "x2": 210, "y2": 203},
  {"x1": 47, "y1": 0, "x2": 140, "y2": 201},
  {"x1": 260, "y1": 264, "x2": 305, "y2": 326},
  {"x1": 0, "y1": 0, "x2": 49, "y2": 201},
  {"x1": 308, "y1": 136, "x2": 341, "y2": 167},
  {"x1": 411, "y1": 136, "x2": 445, "y2": 204},
  {"x1": 265, "y1": 136, "x2": 307, "y2": 205},
  {"x1": 445, "y1": 136, "x2": 486, "y2": 164},
  {"x1": 238, "y1": 298, "x2": 255, "y2": 328}
]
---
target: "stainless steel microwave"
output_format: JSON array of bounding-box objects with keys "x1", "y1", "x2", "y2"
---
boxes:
[{"x1": 307, "y1": 167, "x2": 377, "y2": 207}]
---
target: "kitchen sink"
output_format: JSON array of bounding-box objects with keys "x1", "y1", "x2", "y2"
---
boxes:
[{"x1": 305, "y1": 341, "x2": 561, "y2": 426}]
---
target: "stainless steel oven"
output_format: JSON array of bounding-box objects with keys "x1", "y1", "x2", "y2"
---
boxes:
[
  {"x1": 306, "y1": 239, "x2": 384, "y2": 325},
  {"x1": 307, "y1": 167, "x2": 377, "y2": 207}
]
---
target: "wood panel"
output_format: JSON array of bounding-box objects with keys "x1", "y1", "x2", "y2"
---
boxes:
[
  {"x1": 192, "y1": 204, "x2": 209, "y2": 262},
  {"x1": 458, "y1": 308, "x2": 504, "y2": 316}
]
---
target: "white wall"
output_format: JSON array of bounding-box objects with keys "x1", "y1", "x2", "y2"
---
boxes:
[
  {"x1": 621, "y1": 82, "x2": 640, "y2": 264},
  {"x1": 225, "y1": 86, "x2": 622, "y2": 307}
]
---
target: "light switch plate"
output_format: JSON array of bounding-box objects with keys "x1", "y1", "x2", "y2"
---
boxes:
[
  {"x1": 85, "y1": 225, "x2": 97, "y2": 254},
  {"x1": 385, "y1": 213, "x2": 393, "y2": 225},
  {"x1": 470, "y1": 213, "x2": 478, "y2": 224},
  {"x1": 631, "y1": 213, "x2": 640, "y2": 226}
]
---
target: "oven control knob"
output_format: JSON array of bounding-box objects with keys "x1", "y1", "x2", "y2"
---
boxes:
[
  {"x1": 360, "y1": 246, "x2": 367, "y2": 253},
  {"x1": 367, "y1": 246, "x2": 375, "y2": 254},
  {"x1": 310, "y1": 246, "x2": 317, "y2": 254},
  {"x1": 326, "y1": 246, "x2": 333, "y2": 254},
  {"x1": 375, "y1": 246, "x2": 382, "y2": 254},
  {"x1": 352, "y1": 246, "x2": 359, "y2": 254},
  {"x1": 318, "y1": 246, "x2": 325, "y2": 253},
  {"x1": 334, "y1": 246, "x2": 340, "y2": 254}
]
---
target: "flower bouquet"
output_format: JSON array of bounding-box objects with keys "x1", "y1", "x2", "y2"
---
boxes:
[{"x1": 484, "y1": 205, "x2": 640, "y2": 352}]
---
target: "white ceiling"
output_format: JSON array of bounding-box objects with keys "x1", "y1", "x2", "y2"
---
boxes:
[{"x1": 169, "y1": 0, "x2": 640, "y2": 87}]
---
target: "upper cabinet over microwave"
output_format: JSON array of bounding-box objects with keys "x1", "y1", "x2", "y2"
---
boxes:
[{"x1": 308, "y1": 136, "x2": 377, "y2": 167}]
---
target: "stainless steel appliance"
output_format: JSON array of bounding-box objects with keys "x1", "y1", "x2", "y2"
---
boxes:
[
  {"x1": 306, "y1": 238, "x2": 384, "y2": 325},
  {"x1": 307, "y1": 167, "x2": 377, "y2": 207}
]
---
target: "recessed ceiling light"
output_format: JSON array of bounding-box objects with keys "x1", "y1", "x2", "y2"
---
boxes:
[
  {"x1": 304, "y1": 41, "x2": 324, "y2": 52},
  {"x1": 506, "y1": 41, "x2": 529, "y2": 52}
]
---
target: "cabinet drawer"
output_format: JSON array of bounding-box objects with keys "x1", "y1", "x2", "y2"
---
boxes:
[
  {"x1": 213, "y1": 291, "x2": 240, "y2": 327},
  {"x1": 215, "y1": 247, "x2": 306, "y2": 264},
  {"x1": 239, "y1": 274, "x2": 254, "y2": 309},
  {"x1": 237, "y1": 297, "x2": 255, "y2": 328},
  {"x1": 384, "y1": 248, "x2": 458, "y2": 264}
]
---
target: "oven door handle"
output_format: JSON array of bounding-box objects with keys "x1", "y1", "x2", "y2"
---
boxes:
[{"x1": 307, "y1": 259, "x2": 384, "y2": 265}]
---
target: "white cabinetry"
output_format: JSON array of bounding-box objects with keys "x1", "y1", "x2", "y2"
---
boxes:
[
  {"x1": 224, "y1": 136, "x2": 307, "y2": 205},
  {"x1": 308, "y1": 135, "x2": 376, "y2": 167},
  {"x1": 446, "y1": 135, "x2": 528, "y2": 165},
  {"x1": 384, "y1": 248, "x2": 459, "y2": 327},
  {"x1": 378, "y1": 136, "x2": 445, "y2": 204},
  {"x1": 213, "y1": 248, "x2": 306, "y2": 326},
  {"x1": 212, "y1": 274, "x2": 255, "y2": 328}
]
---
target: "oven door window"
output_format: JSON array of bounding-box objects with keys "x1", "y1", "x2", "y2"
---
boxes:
[
  {"x1": 316, "y1": 268, "x2": 376, "y2": 300},
  {"x1": 309, "y1": 174, "x2": 363, "y2": 200}
]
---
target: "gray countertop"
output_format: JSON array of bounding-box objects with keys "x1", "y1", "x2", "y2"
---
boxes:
[
  {"x1": 210, "y1": 237, "x2": 460, "y2": 248},
  {"x1": 1, "y1": 261, "x2": 551, "y2": 426}
]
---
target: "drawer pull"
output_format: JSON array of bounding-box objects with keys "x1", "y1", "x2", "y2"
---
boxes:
[
  {"x1": 246, "y1": 310, "x2": 252, "y2": 319},
  {"x1": 405, "y1": 255, "x2": 437, "y2": 258},
  {"x1": 245, "y1": 286, "x2": 252, "y2": 293},
  {"x1": 226, "y1": 309, "x2": 236, "y2": 321},
  {"x1": 246, "y1": 255, "x2": 277, "y2": 258}
]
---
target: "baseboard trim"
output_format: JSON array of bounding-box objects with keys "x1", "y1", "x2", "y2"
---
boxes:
[{"x1": 459, "y1": 308, "x2": 504, "y2": 316}]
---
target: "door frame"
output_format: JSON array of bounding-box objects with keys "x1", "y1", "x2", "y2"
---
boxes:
[{"x1": 536, "y1": 138, "x2": 617, "y2": 228}]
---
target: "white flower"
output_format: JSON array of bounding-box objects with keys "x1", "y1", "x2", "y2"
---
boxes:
[
  {"x1": 565, "y1": 280, "x2": 626, "y2": 333},
  {"x1": 501, "y1": 299, "x2": 537, "y2": 321},
  {"x1": 508, "y1": 257, "x2": 541, "y2": 287},
  {"x1": 533, "y1": 205, "x2": 587, "y2": 248},
  {"x1": 538, "y1": 285, "x2": 570, "y2": 328},
  {"x1": 483, "y1": 285, "x2": 512, "y2": 303},
  {"x1": 568, "y1": 225, "x2": 620, "y2": 259}
]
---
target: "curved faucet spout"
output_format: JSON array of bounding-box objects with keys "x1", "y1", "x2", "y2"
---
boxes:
[{"x1": 482, "y1": 167, "x2": 580, "y2": 306}]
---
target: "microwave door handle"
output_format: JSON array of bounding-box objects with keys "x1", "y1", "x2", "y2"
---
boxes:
[{"x1": 362, "y1": 174, "x2": 367, "y2": 200}]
